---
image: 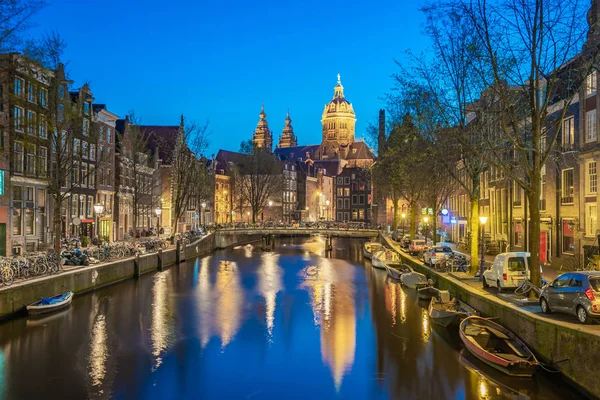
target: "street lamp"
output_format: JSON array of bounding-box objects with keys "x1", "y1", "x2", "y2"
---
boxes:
[
  {"x1": 201, "y1": 202, "x2": 206, "y2": 229},
  {"x1": 269, "y1": 200, "x2": 273, "y2": 221},
  {"x1": 325, "y1": 199, "x2": 330, "y2": 221},
  {"x1": 479, "y1": 216, "x2": 488, "y2": 281},
  {"x1": 94, "y1": 203, "x2": 104, "y2": 242},
  {"x1": 155, "y1": 207, "x2": 162, "y2": 238},
  {"x1": 401, "y1": 212, "x2": 406, "y2": 235},
  {"x1": 247, "y1": 211, "x2": 251, "y2": 224},
  {"x1": 423, "y1": 216, "x2": 429, "y2": 244}
]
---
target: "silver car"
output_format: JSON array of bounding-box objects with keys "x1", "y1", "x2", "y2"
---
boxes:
[
  {"x1": 539, "y1": 271, "x2": 600, "y2": 324},
  {"x1": 423, "y1": 246, "x2": 453, "y2": 266}
]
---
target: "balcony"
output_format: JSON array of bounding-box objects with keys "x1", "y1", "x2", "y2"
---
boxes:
[{"x1": 561, "y1": 196, "x2": 574, "y2": 205}]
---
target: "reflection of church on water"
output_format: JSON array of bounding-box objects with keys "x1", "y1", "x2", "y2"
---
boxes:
[{"x1": 301, "y1": 260, "x2": 356, "y2": 390}]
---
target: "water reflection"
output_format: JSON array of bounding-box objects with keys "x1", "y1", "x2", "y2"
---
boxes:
[
  {"x1": 257, "y1": 253, "x2": 282, "y2": 339},
  {"x1": 89, "y1": 314, "x2": 107, "y2": 388},
  {"x1": 421, "y1": 308, "x2": 431, "y2": 343},
  {"x1": 151, "y1": 272, "x2": 175, "y2": 370},
  {"x1": 0, "y1": 349, "x2": 4, "y2": 398},
  {"x1": 300, "y1": 258, "x2": 356, "y2": 391},
  {"x1": 196, "y1": 257, "x2": 243, "y2": 349}
]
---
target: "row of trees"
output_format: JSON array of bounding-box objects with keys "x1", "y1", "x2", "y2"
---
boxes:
[{"x1": 375, "y1": 0, "x2": 598, "y2": 285}]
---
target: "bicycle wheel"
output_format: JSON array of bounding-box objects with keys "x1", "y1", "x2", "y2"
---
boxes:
[
  {"x1": 2, "y1": 268, "x2": 13, "y2": 286},
  {"x1": 515, "y1": 281, "x2": 532, "y2": 295}
]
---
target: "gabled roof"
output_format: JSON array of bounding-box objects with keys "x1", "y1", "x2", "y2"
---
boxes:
[
  {"x1": 346, "y1": 141, "x2": 375, "y2": 160},
  {"x1": 139, "y1": 125, "x2": 180, "y2": 164},
  {"x1": 274, "y1": 144, "x2": 320, "y2": 161}
]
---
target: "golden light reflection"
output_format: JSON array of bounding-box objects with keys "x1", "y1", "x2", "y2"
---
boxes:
[
  {"x1": 421, "y1": 308, "x2": 430, "y2": 343},
  {"x1": 89, "y1": 314, "x2": 107, "y2": 387},
  {"x1": 257, "y1": 253, "x2": 282, "y2": 339},
  {"x1": 399, "y1": 287, "x2": 407, "y2": 324},
  {"x1": 478, "y1": 377, "x2": 489, "y2": 399},
  {"x1": 244, "y1": 244, "x2": 253, "y2": 258},
  {"x1": 196, "y1": 259, "x2": 243, "y2": 349},
  {"x1": 300, "y1": 259, "x2": 356, "y2": 391},
  {"x1": 151, "y1": 272, "x2": 175, "y2": 371}
]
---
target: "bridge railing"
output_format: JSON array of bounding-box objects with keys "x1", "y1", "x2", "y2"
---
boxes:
[{"x1": 206, "y1": 222, "x2": 383, "y2": 232}]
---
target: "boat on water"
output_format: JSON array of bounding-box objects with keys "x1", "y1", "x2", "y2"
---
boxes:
[
  {"x1": 459, "y1": 316, "x2": 538, "y2": 377},
  {"x1": 27, "y1": 291, "x2": 74, "y2": 316},
  {"x1": 417, "y1": 283, "x2": 439, "y2": 301},
  {"x1": 400, "y1": 271, "x2": 428, "y2": 289},
  {"x1": 386, "y1": 264, "x2": 413, "y2": 280},
  {"x1": 372, "y1": 249, "x2": 401, "y2": 269},
  {"x1": 428, "y1": 291, "x2": 478, "y2": 328},
  {"x1": 363, "y1": 242, "x2": 384, "y2": 260}
]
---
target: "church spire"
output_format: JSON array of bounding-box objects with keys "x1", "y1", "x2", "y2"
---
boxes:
[
  {"x1": 278, "y1": 109, "x2": 297, "y2": 148},
  {"x1": 252, "y1": 103, "x2": 272, "y2": 152},
  {"x1": 334, "y1": 73, "x2": 344, "y2": 98}
]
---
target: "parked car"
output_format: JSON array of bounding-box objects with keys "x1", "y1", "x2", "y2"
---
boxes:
[
  {"x1": 391, "y1": 230, "x2": 404, "y2": 242},
  {"x1": 539, "y1": 271, "x2": 600, "y2": 324},
  {"x1": 423, "y1": 246, "x2": 454, "y2": 266},
  {"x1": 482, "y1": 252, "x2": 542, "y2": 292},
  {"x1": 400, "y1": 235, "x2": 411, "y2": 249},
  {"x1": 408, "y1": 239, "x2": 426, "y2": 256}
]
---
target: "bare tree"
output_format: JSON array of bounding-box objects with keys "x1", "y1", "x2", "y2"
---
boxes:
[{"x1": 0, "y1": 0, "x2": 45, "y2": 52}]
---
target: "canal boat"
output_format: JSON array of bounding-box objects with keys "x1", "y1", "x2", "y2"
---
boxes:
[
  {"x1": 400, "y1": 271, "x2": 428, "y2": 289},
  {"x1": 386, "y1": 264, "x2": 413, "y2": 280},
  {"x1": 372, "y1": 249, "x2": 401, "y2": 269},
  {"x1": 363, "y1": 242, "x2": 383, "y2": 260},
  {"x1": 417, "y1": 283, "x2": 439, "y2": 301},
  {"x1": 428, "y1": 292, "x2": 478, "y2": 328},
  {"x1": 459, "y1": 316, "x2": 538, "y2": 377},
  {"x1": 27, "y1": 291, "x2": 74, "y2": 316}
]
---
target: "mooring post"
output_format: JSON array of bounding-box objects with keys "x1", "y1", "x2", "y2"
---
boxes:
[
  {"x1": 176, "y1": 239, "x2": 181, "y2": 264},
  {"x1": 157, "y1": 248, "x2": 163, "y2": 271},
  {"x1": 134, "y1": 253, "x2": 141, "y2": 278}
]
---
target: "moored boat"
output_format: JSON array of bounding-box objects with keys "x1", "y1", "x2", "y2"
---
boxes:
[
  {"x1": 459, "y1": 316, "x2": 538, "y2": 377},
  {"x1": 417, "y1": 284, "x2": 439, "y2": 301},
  {"x1": 386, "y1": 264, "x2": 413, "y2": 280},
  {"x1": 372, "y1": 249, "x2": 401, "y2": 269},
  {"x1": 428, "y1": 291, "x2": 478, "y2": 328},
  {"x1": 400, "y1": 271, "x2": 428, "y2": 289},
  {"x1": 363, "y1": 242, "x2": 383, "y2": 260},
  {"x1": 27, "y1": 291, "x2": 74, "y2": 316}
]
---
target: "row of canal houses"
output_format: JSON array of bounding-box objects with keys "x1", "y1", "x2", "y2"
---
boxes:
[{"x1": 0, "y1": 53, "x2": 190, "y2": 256}]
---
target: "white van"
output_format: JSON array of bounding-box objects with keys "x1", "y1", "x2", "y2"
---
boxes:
[{"x1": 482, "y1": 252, "x2": 542, "y2": 292}]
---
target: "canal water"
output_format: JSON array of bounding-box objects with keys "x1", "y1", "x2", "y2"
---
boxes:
[{"x1": 0, "y1": 237, "x2": 582, "y2": 399}]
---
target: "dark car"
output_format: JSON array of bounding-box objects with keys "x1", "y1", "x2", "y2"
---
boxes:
[
  {"x1": 539, "y1": 271, "x2": 600, "y2": 324},
  {"x1": 391, "y1": 230, "x2": 404, "y2": 242}
]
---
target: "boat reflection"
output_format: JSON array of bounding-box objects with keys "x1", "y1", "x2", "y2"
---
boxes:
[
  {"x1": 151, "y1": 272, "x2": 175, "y2": 371},
  {"x1": 257, "y1": 253, "x2": 282, "y2": 339},
  {"x1": 89, "y1": 314, "x2": 107, "y2": 387},
  {"x1": 300, "y1": 258, "x2": 356, "y2": 391}
]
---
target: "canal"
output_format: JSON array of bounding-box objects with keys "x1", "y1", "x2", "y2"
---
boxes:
[{"x1": 0, "y1": 237, "x2": 582, "y2": 399}]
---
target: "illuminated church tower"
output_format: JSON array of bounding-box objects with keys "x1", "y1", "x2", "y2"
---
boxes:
[
  {"x1": 278, "y1": 110, "x2": 297, "y2": 148},
  {"x1": 321, "y1": 74, "x2": 356, "y2": 149},
  {"x1": 252, "y1": 104, "x2": 273, "y2": 152}
]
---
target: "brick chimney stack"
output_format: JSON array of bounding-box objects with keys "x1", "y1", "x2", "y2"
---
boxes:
[{"x1": 377, "y1": 109, "x2": 386, "y2": 157}]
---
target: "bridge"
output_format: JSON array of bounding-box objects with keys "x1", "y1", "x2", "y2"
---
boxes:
[{"x1": 215, "y1": 227, "x2": 379, "y2": 238}]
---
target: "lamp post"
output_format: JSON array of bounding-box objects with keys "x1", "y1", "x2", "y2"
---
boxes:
[
  {"x1": 479, "y1": 216, "x2": 488, "y2": 281},
  {"x1": 155, "y1": 207, "x2": 162, "y2": 238},
  {"x1": 268, "y1": 200, "x2": 273, "y2": 221},
  {"x1": 325, "y1": 199, "x2": 330, "y2": 221},
  {"x1": 423, "y1": 217, "x2": 429, "y2": 244},
  {"x1": 93, "y1": 203, "x2": 104, "y2": 242},
  {"x1": 201, "y1": 202, "x2": 206, "y2": 229},
  {"x1": 401, "y1": 212, "x2": 406, "y2": 235},
  {"x1": 247, "y1": 211, "x2": 250, "y2": 224}
]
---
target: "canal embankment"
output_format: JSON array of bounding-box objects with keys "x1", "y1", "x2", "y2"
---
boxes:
[
  {"x1": 381, "y1": 235, "x2": 600, "y2": 399},
  {"x1": 0, "y1": 230, "x2": 263, "y2": 321}
]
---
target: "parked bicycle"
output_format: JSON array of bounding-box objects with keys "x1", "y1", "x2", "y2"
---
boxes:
[{"x1": 514, "y1": 277, "x2": 549, "y2": 297}]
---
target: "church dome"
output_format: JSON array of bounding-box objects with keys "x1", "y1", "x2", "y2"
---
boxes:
[
  {"x1": 321, "y1": 74, "x2": 356, "y2": 146},
  {"x1": 323, "y1": 74, "x2": 355, "y2": 116}
]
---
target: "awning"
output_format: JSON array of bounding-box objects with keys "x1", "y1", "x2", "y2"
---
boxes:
[{"x1": 81, "y1": 219, "x2": 94, "y2": 223}]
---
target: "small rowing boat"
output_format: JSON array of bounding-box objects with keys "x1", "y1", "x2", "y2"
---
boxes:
[
  {"x1": 363, "y1": 242, "x2": 383, "y2": 260},
  {"x1": 459, "y1": 316, "x2": 538, "y2": 377},
  {"x1": 27, "y1": 291, "x2": 74, "y2": 316},
  {"x1": 386, "y1": 264, "x2": 413, "y2": 280},
  {"x1": 417, "y1": 284, "x2": 439, "y2": 301},
  {"x1": 400, "y1": 271, "x2": 428, "y2": 289},
  {"x1": 428, "y1": 291, "x2": 478, "y2": 328},
  {"x1": 372, "y1": 249, "x2": 401, "y2": 269}
]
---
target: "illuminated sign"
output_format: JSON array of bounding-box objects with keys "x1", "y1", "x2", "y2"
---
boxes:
[
  {"x1": 450, "y1": 217, "x2": 458, "y2": 224},
  {"x1": 0, "y1": 170, "x2": 4, "y2": 195},
  {"x1": 441, "y1": 208, "x2": 449, "y2": 216}
]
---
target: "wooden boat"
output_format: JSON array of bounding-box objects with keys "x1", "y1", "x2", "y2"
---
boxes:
[
  {"x1": 417, "y1": 285, "x2": 439, "y2": 301},
  {"x1": 400, "y1": 271, "x2": 428, "y2": 289},
  {"x1": 386, "y1": 264, "x2": 413, "y2": 280},
  {"x1": 27, "y1": 291, "x2": 74, "y2": 316},
  {"x1": 363, "y1": 242, "x2": 383, "y2": 260},
  {"x1": 372, "y1": 249, "x2": 401, "y2": 269},
  {"x1": 428, "y1": 291, "x2": 478, "y2": 328},
  {"x1": 459, "y1": 316, "x2": 538, "y2": 377}
]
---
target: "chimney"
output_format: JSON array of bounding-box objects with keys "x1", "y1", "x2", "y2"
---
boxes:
[{"x1": 378, "y1": 109, "x2": 386, "y2": 156}]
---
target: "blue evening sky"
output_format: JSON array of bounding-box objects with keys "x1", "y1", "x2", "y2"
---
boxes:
[{"x1": 29, "y1": 0, "x2": 430, "y2": 155}]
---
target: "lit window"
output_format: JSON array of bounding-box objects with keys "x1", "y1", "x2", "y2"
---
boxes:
[
  {"x1": 586, "y1": 71, "x2": 597, "y2": 97},
  {"x1": 13, "y1": 78, "x2": 23, "y2": 96},
  {"x1": 587, "y1": 203, "x2": 597, "y2": 236},
  {"x1": 13, "y1": 106, "x2": 23, "y2": 131},
  {"x1": 588, "y1": 161, "x2": 598, "y2": 194},
  {"x1": 587, "y1": 110, "x2": 598, "y2": 143}
]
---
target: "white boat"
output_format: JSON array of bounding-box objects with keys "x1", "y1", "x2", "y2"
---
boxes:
[
  {"x1": 400, "y1": 271, "x2": 428, "y2": 289},
  {"x1": 386, "y1": 264, "x2": 413, "y2": 280},
  {"x1": 428, "y1": 291, "x2": 478, "y2": 328},
  {"x1": 363, "y1": 242, "x2": 383, "y2": 260},
  {"x1": 27, "y1": 291, "x2": 74, "y2": 316},
  {"x1": 372, "y1": 249, "x2": 401, "y2": 269}
]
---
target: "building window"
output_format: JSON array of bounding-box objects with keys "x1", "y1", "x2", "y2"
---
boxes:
[
  {"x1": 38, "y1": 147, "x2": 47, "y2": 177},
  {"x1": 337, "y1": 198, "x2": 343, "y2": 209},
  {"x1": 337, "y1": 187, "x2": 343, "y2": 196},
  {"x1": 344, "y1": 198, "x2": 350, "y2": 209},
  {"x1": 79, "y1": 195, "x2": 85, "y2": 217},
  {"x1": 89, "y1": 164, "x2": 95, "y2": 187},
  {"x1": 588, "y1": 161, "x2": 598, "y2": 195},
  {"x1": 27, "y1": 82, "x2": 34, "y2": 103},
  {"x1": 81, "y1": 163, "x2": 88, "y2": 187},
  {"x1": 586, "y1": 203, "x2": 597, "y2": 237},
  {"x1": 82, "y1": 119, "x2": 89, "y2": 136},
  {"x1": 359, "y1": 194, "x2": 365, "y2": 205},
  {"x1": 58, "y1": 104, "x2": 64, "y2": 122},
  {"x1": 352, "y1": 209, "x2": 358, "y2": 220},
  {"x1": 26, "y1": 110, "x2": 35, "y2": 134},
  {"x1": 586, "y1": 110, "x2": 597, "y2": 143},
  {"x1": 343, "y1": 188, "x2": 350, "y2": 196},
  {"x1": 359, "y1": 209, "x2": 365, "y2": 220},
  {"x1": 38, "y1": 188, "x2": 46, "y2": 209},
  {"x1": 73, "y1": 138, "x2": 80, "y2": 154},
  {"x1": 71, "y1": 194, "x2": 78, "y2": 217},
  {"x1": 352, "y1": 195, "x2": 358, "y2": 205},
  {"x1": 99, "y1": 126, "x2": 104, "y2": 141},
  {"x1": 562, "y1": 117, "x2": 574, "y2": 148},
  {"x1": 83, "y1": 102, "x2": 90, "y2": 115},
  {"x1": 58, "y1": 85, "x2": 65, "y2": 100},
  {"x1": 40, "y1": 88, "x2": 47, "y2": 107},
  {"x1": 13, "y1": 141, "x2": 23, "y2": 174},
  {"x1": 586, "y1": 71, "x2": 597, "y2": 97},
  {"x1": 13, "y1": 78, "x2": 23, "y2": 96},
  {"x1": 87, "y1": 196, "x2": 93, "y2": 217},
  {"x1": 107, "y1": 128, "x2": 112, "y2": 143},
  {"x1": 25, "y1": 144, "x2": 35, "y2": 175},
  {"x1": 344, "y1": 177, "x2": 350, "y2": 185},
  {"x1": 337, "y1": 177, "x2": 343, "y2": 185},
  {"x1": 13, "y1": 106, "x2": 23, "y2": 131},
  {"x1": 82, "y1": 141, "x2": 88, "y2": 159},
  {"x1": 38, "y1": 115, "x2": 46, "y2": 138},
  {"x1": 90, "y1": 144, "x2": 96, "y2": 160},
  {"x1": 25, "y1": 207, "x2": 34, "y2": 235},
  {"x1": 513, "y1": 181, "x2": 522, "y2": 205},
  {"x1": 561, "y1": 169, "x2": 574, "y2": 204},
  {"x1": 562, "y1": 220, "x2": 575, "y2": 253}
]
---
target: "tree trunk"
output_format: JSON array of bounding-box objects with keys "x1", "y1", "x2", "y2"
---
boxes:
[
  {"x1": 528, "y1": 187, "x2": 542, "y2": 291},
  {"x1": 410, "y1": 201, "x2": 417, "y2": 239},
  {"x1": 392, "y1": 197, "x2": 399, "y2": 231},
  {"x1": 432, "y1": 212, "x2": 437, "y2": 245},
  {"x1": 469, "y1": 196, "x2": 480, "y2": 274},
  {"x1": 53, "y1": 196, "x2": 62, "y2": 255}
]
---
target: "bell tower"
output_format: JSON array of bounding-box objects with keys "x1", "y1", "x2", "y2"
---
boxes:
[
  {"x1": 278, "y1": 110, "x2": 297, "y2": 148},
  {"x1": 252, "y1": 103, "x2": 272, "y2": 152}
]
